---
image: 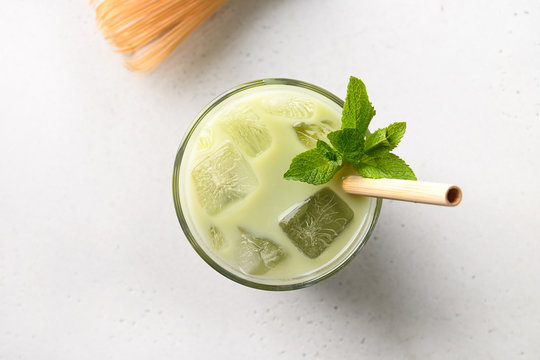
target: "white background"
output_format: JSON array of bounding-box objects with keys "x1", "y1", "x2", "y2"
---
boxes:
[{"x1": 1, "y1": 0, "x2": 539, "y2": 358}]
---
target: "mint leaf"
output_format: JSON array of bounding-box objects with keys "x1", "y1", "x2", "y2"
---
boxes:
[
  {"x1": 387, "y1": 122, "x2": 406, "y2": 146},
  {"x1": 364, "y1": 122, "x2": 406, "y2": 156},
  {"x1": 283, "y1": 141, "x2": 343, "y2": 185},
  {"x1": 315, "y1": 140, "x2": 341, "y2": 162},
  {"x1": 327, "y1": 128, "x2": 364, "y2": 165},
  {"x1": 341, "y1": 76, "x2": 376, "y2": 138},
  {"x1": 355, "y1": 153, "x2": 416, "y2": 180},
  {"x1": 364, "y1": 128, "x2": 390, "y2": 155}
]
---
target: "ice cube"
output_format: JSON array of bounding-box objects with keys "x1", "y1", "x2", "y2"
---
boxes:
[
  {"x1": 262, "y1": 95, "x2": 314, "y2": 119},
  {"x1": 209, "y1": 225, "x2": 225, "y2": 250},
  {"x1": 220, "y1": 105, "x2": 271, "y2": 157},
  {"x1": 279, "y1": 188, "x2": 354, "y2": 258},
  {"x1": 191, "y1": 142, "x2": 258, "y2": 215},
  {"x1": 293, "y1": 120, "x2": 335, "y2": 148},
  {"x1": 238, "y1": 228, "x2": 285, "y2": 275}
]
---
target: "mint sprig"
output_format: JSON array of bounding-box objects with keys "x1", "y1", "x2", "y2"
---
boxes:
[{"x1": 283, "y1": 76, "x2": 416, "y2": 185}]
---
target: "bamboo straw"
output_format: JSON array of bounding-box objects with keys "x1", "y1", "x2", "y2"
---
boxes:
[{"x1": 342, "y1": 176, "x2": 462, "y2": 206}]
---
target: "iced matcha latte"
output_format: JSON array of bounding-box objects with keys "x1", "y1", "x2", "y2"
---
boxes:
[{"x1": 173, "y1": 79, "x2": 381, "y2": 290}]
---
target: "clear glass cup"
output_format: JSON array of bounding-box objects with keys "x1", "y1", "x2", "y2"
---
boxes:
[{"x1": 172, "y1": 78, "x2": 382, "y2": 290}]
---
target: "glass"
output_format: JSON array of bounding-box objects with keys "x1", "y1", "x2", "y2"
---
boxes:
[{"x1": 172, "y1": 79, "x2": 382, "y2": 291}]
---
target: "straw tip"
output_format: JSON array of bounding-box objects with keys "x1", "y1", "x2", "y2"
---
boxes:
[{"x1": 446, "y1": 186, "x2": 462, "y2": 206}]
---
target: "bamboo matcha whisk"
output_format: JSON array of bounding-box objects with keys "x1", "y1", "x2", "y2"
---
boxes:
[{"x1": 91, "y1": 0, "x2": 227, "y2": 71}]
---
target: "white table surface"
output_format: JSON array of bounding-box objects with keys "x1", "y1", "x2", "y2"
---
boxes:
[{"x1": 1, "y1": 0, "x2": 539, "y2": 358}]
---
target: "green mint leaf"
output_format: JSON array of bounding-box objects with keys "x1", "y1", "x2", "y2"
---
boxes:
[
  {"x1": 327, "y1": 128, "x2": 365, "y2": 165},
  {"x1": 315, "y1": 140, "x2": 342, "y2": 162},
  {"x1": 387, "y1": 122, "x2": 406, "y2": 146},
  {"x1": 283, "y1": 141, "x2": 343, "y2": 185},
  {"x1": 364, "y1": 122, "x2": 406, "y2": 156},
  {"x1": 355, "y1": 153, "x2": 416, "y2": 180},
  {"x1": 341, "y1": 76, "x2": 376, "y2": 138}
]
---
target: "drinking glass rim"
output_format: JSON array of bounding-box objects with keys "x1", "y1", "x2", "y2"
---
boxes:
[{"x1": 172, "y1": 78, "x2": 382, "y2": 291}]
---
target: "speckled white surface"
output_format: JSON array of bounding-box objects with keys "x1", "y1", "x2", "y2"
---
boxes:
[{"x1": 1, "y1": 0, "x2": 540, "y2": 358}]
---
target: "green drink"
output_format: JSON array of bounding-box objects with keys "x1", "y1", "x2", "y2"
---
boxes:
[{"x1": 173, "y1": 79, "x2": 381, "y2": 290}]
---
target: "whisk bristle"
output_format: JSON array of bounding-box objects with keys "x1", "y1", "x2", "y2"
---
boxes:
[{"x1": 91, "y1": 0, "x2": 227, "y2": 71}]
